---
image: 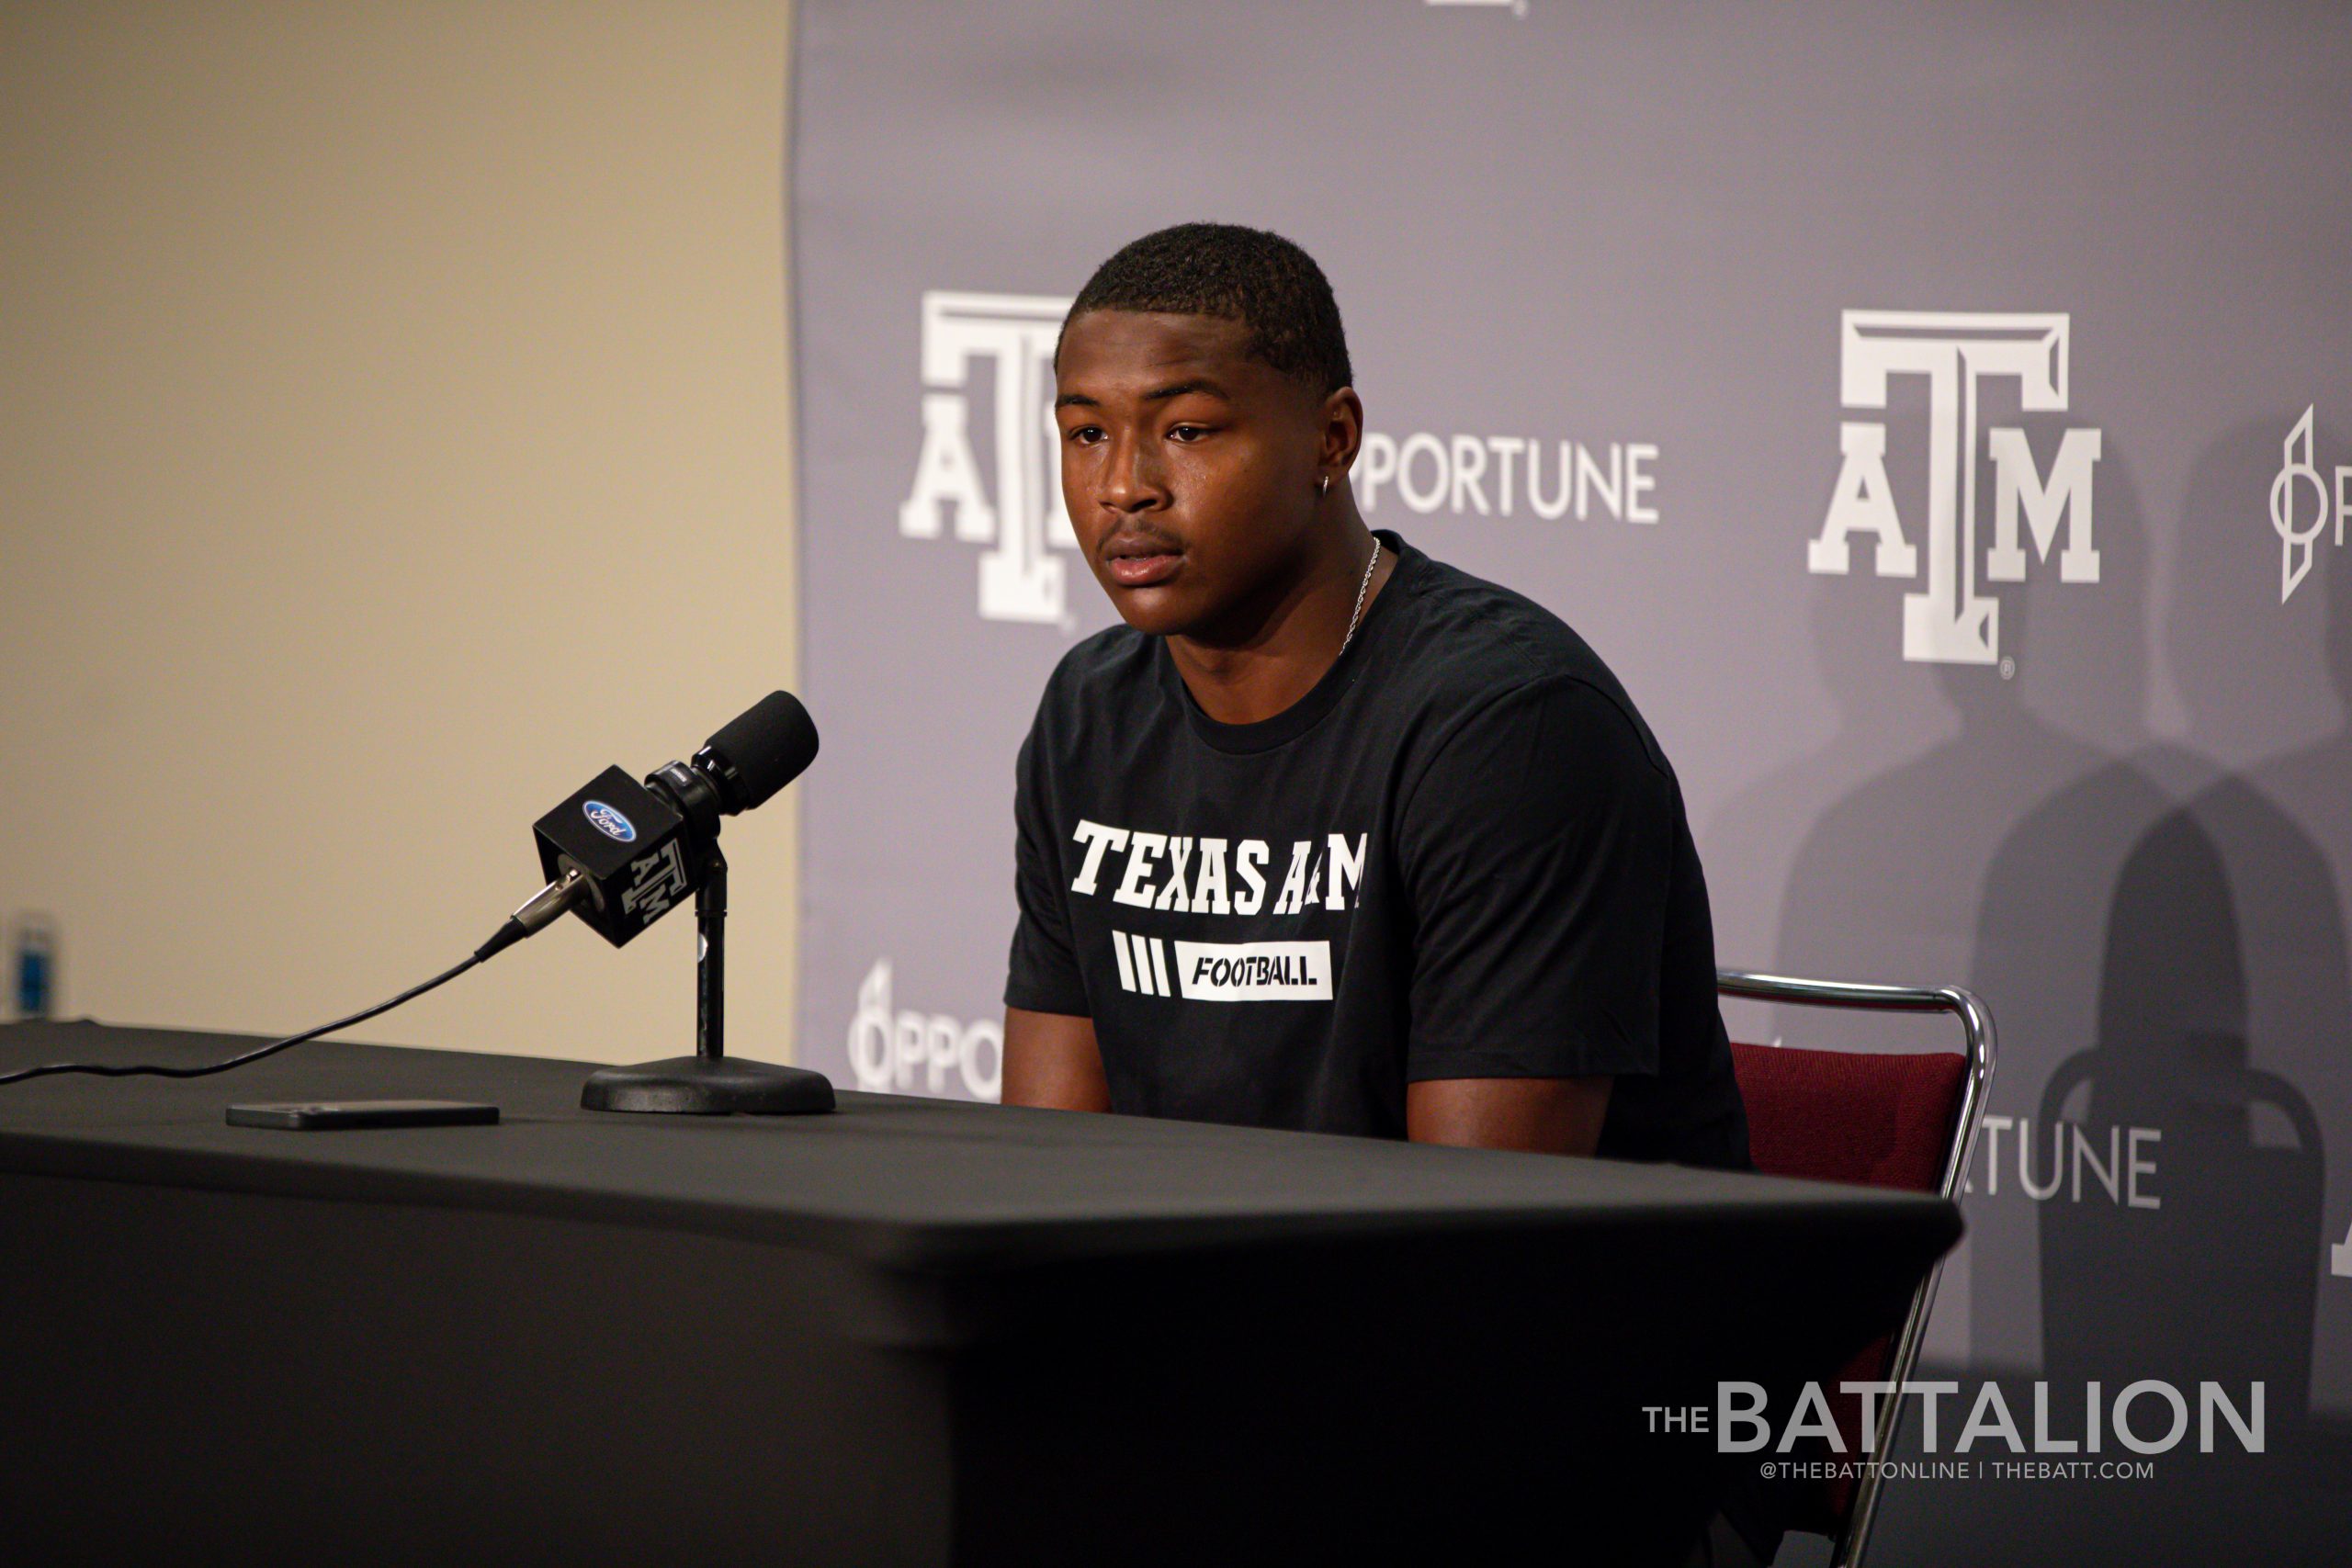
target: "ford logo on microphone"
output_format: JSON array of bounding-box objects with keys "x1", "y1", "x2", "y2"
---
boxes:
[{"x1": 582, "y1": 800, "x2": 638, "y2": 843}]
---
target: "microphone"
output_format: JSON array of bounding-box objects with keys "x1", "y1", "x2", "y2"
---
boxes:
[
  {"x1": 0, "y1": 691, "x2": 829, "y2": 1107},
  {"x1": 480, "y1": 692, "x2": 819, "y2": 960}
]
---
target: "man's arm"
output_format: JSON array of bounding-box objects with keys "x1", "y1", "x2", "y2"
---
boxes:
[
  {"x1": 1398, "y1": 677, "x2": 1677, "y2": 1158},
  {"x1": 1408, "y1": 1076, "x2": 1612, "y2": 1156},
  {"x1": 1002, "y1": 1007, "x2": 1112, "y2": 1111}
]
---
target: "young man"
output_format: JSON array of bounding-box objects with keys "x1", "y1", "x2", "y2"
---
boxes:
[
  {"x1": 1004, "y1": 223, "x2": 1775, "y2": 1566},
  {"x1": 1001, "y1": 221, "x2": 1749, "y2": 1171}
]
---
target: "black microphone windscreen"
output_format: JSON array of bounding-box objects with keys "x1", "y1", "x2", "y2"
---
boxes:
[{"x1": 703, "y1": 691, "x2": 819, "y2": 812}]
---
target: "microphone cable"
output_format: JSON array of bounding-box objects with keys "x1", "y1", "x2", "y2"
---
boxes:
[
  {"x1": 0, "y1": 685, "x2": 815, "y2": 1090},
  {"x1": 0, "y1": 891, "x2": 567, "y2": 1087}
]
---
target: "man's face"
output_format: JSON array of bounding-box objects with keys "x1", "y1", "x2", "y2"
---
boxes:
[{"x1": 1054, "y1": 310, "x2": 1329, "y2": 640}]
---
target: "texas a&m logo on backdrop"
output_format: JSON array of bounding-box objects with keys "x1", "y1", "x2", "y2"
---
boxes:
[
  {"x1": 1807, "y1": 310, "x2": 2104, "y2": 667},
  {"x1": 899, "y1": 291, "x2": 1078, "y2": 625}
]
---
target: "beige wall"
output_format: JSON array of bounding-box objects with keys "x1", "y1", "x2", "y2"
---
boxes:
[{"x1": 0, "y1": 1, "x2": 802, "y2": 1063}]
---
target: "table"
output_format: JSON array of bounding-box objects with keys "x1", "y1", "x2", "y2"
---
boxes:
[{"x1": 0, "y1": 1021, "x2": 1959, "y2": 1565}]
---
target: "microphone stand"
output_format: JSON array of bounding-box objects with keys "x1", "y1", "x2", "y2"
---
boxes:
[{"x1": 580, "y1": 843, "x2": 835, "y2": 1115}]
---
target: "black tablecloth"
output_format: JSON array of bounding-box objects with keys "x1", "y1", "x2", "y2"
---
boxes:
[{"x1": 0, "y1": 1021, "x2": 1960, "y2": 1564}]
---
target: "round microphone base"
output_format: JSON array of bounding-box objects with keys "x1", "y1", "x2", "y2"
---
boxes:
[{"x1": 580, "y1": 1055, "x2": 837, "y2": 1116}]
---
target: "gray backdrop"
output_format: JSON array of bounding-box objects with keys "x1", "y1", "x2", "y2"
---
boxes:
[{"x1": 793, "y1": 1, "x2": 2351, "y2": 1551}]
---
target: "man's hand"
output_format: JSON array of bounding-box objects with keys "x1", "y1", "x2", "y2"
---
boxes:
[
  {"x1": 1407, "y1": 1077, "x2": 1612, "y2": 1156},
  {"x1": 1002, "y1": 1008, "x2": 1112, "y2": 1111}
]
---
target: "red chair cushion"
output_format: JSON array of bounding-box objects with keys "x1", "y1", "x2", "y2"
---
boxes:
[{"x1": 1729, "y1": 1042, "x2": 1968, "y2": 1530}]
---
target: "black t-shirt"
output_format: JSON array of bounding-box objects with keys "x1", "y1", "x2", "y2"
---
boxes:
[{"x1": 1005, "y1": 530, "x2": 1749, "y2": 1168}]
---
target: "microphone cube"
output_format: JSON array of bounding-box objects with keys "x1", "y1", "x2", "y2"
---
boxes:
[{"x1": 533, "y1": 766, "x2": 695, "y2": 946}]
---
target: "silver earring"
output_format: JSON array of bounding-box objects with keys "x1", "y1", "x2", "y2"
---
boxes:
[{"x1": 1319, "y1": 474, "x2": 1330, "y2": 497}]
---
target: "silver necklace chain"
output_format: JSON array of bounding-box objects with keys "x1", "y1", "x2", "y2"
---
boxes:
[{"x1": 1339, "y1": 537, "x2": 1381, "y2": 659}]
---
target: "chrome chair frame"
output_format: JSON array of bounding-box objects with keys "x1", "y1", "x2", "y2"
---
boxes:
[{"x1": 1715, "y1": 969, "x2": 1996, "y2": 1568}]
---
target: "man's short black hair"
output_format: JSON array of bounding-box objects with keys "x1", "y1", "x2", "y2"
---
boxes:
[{"x1": 1064, "y1": 222, "x2": 1354, "y2": 396}]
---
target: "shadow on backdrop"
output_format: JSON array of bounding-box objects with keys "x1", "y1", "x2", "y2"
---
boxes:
[
  {"x1": 2237, "y1": 410, "x2": 2352, "y2": 1415},
  {"x1": 2038, "y1": 419, "x2": 2348, "y2": 1445},
  {"x1": 1864, "y1": 421, "x2": 2352, "y2": 1568},
  {"x1": 1706, "y1": 396, "x2": 2352, "y2": 1564},
  {"x1": 1702, "y1": 573, "x2": 1951, "y2": 976},
  {"x1": 1763, "y1": 410, "x2": 2152, "y2": 1374},
  {"x1": 1963, "y1": 426, "x2": 2177, "y2": 1376}
]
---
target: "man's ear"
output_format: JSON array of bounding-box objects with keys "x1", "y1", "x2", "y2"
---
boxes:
[{"x1": 1320, "y1": 387, "x2": 1364, "y2": 473}]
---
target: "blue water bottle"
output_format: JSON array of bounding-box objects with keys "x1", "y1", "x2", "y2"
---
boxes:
[{"x1": 15, "y1": 915, "x2": 54, "y2": 1020}]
